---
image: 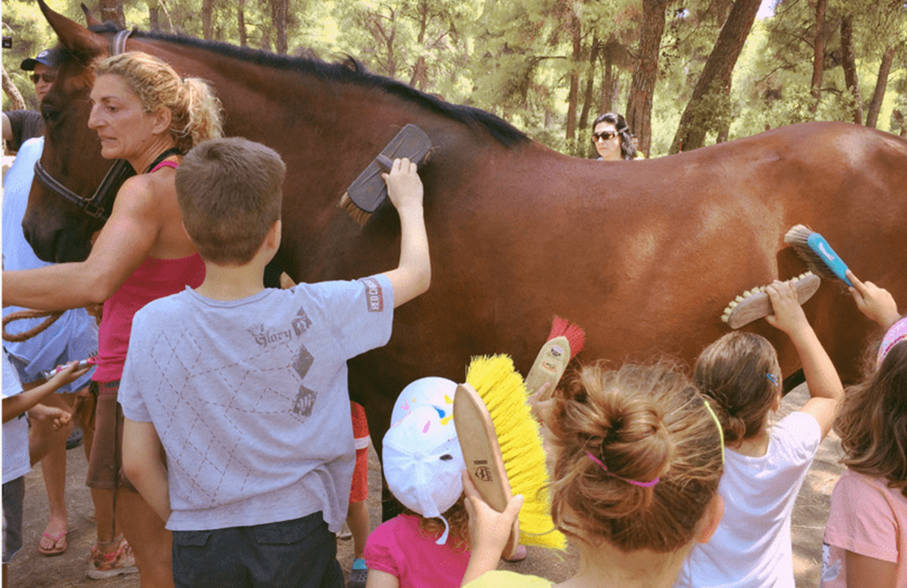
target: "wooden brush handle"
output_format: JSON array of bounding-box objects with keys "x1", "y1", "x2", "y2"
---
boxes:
[{"x1": 453, "y1": 383, "x2": 521, "y2": 558}]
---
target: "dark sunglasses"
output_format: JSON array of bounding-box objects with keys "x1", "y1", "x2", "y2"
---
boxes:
[
  {"x1": 592, "y1": 130, "x2": 618, "y2": 143},
  {"x1": 31, "y1": 72, "x2": 57, "y2": 84}
]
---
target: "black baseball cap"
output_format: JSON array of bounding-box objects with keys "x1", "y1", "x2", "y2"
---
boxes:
[{"x1": 21, "y1": 48, "x2": 62, "y2": 71}]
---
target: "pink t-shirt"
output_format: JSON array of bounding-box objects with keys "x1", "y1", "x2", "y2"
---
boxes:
[
  {"x1": 822, "y1": 469, "x2": 907, "y2": 587},
  {"x1": 364, "y1": 514, "x2": 469, "y2": 588}
]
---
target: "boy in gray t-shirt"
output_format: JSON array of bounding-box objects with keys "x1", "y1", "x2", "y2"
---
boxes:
[{"x1": 118, "y1": 138, "x2": 431, "y2": 587}]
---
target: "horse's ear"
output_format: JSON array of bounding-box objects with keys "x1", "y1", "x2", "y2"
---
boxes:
[
  {"x1": 80, "y1": 3, "x2": 102, "y2": 28},
  {"x1": 39, "y1": 0, "x2": 106, "y2": 58}
]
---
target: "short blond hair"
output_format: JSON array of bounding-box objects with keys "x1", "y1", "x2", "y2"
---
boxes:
[
  {"x1": 95, "y1": 51, "x2": 223, "y2": 152},
  {"x1": 176, "y1": 137, "x2": 285, "y2": 265},
  {"x1": 548, "y1": 361, "x2": 724, "y2": 552}
]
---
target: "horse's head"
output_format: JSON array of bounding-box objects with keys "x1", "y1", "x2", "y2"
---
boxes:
[{"x1": 23, "y1": 1, "x2": 115, "y2": 262}]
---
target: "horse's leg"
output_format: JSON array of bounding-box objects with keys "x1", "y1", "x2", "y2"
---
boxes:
[{"x1": 117, "y1": 489, "x2": 173, "y2": 587}]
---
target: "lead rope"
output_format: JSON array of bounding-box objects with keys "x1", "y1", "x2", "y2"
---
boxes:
[{"x1": 2, "y1": 310, "x2": 64, "y2": 342}]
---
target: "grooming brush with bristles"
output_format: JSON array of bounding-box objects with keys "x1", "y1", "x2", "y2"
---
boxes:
[
  {"x1": 338, "y1": 124, "x2": 432, "y2": 226},
  {"x1": 454, "y1": 355, "x2": 567, "y2": 554},
  {"x1": 721, "y1": 272, "x2": 821, "y2": 329},
  {"x1": 784, "y1": 225, "x2": 854, "y2": 286},
  {"x1": 524, "y1": 316, "x2": 585, "y2": 397}
]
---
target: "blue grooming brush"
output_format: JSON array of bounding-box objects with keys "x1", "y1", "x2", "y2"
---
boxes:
[{"x1": 784, "y1": 225, "x2": 853, "y2": 287}]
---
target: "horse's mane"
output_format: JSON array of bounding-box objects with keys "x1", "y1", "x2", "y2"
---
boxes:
[{"x1": 88, "y1": 23, "x2": 529, "y2": 148}]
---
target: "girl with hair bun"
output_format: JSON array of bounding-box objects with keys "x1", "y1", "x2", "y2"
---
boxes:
[
  {"x1": 822, "y1": 272, "x2": 906, "y2": 587},
  {"x1": 676, "y1": 281, "x2": 844, "y2": 587},
  {"x1": 461, "y1": 360, "x2": 726, "y2": 587},
  {"x1": 3, "y1": 50, "x2": 222, "y2": 584}
]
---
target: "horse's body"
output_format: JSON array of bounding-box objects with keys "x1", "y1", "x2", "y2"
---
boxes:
[{"x1": 27, "y1": 3, "x2": 907, "y2": 449}]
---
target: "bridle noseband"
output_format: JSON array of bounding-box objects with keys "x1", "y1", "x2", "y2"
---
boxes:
[{"x1": 32, "y1": 29, "x2": 136, "y2": 222}]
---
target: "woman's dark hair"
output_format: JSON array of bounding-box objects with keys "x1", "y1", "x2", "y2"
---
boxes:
[{"x1": 593, "y1": 112, "x2": 637, "y2": 160}]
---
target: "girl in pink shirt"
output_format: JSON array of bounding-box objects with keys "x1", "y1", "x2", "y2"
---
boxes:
[
  {"x1": 822, "y1": 274, "x2": 906, "y2": 588},
  {"x1": 364, "y1": 377, "x2": 470, "y2": 588}
]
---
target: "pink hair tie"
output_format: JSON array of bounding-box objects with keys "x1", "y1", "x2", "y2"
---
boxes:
[{"x1": 585, "y1": 451, "x2": 660, "y2": 488}]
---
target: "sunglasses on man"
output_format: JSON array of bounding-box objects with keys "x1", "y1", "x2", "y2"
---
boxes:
[
  {"x1": 31, "y1": 72, "x2": 57, "y2": 84},
  {"x1": 592, "y1": 130, "x2": 618, "y2": 143}
]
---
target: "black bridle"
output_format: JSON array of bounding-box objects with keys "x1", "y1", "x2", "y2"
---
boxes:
[{"x1": 32, "y1": 29, "x2": 136, "y2": 222}]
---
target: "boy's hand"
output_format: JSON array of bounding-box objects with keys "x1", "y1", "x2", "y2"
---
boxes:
[
  {"x1": 765, "y1": 280, "x2": 810, "y2": 335},
  {"x1": 462, "y1": 470, "x2": 524, "y2": 557},
  {"x1": 28, "y1": 404, "x2": 72, "y2": 430},
  {"x1": 47, "y1": 361, "x2": 91, "y2": 389},
  {"x1": 382, "y1": 158, "x2": 423, "y2": 212},
  {"x1": 846, "y1": 270, "x2": 900, "y2": 329}
]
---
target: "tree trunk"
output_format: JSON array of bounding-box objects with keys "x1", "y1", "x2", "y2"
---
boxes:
[
  {"x1": 865, "y1": 44, "x2": 896, "y2": 128},
  {"x1": 99, "y1": 0, "x2": 125, "y2": 29},
  {"x1": 270, "y1": 0, "x2": 289, "y2": 54},
  {"x1": 565, "y1": 11, "x2": 582, "y2": 142},
  {"x1": 148, "y1": 4, "x2": 160, "y2": 32},
  {"x1": 202, "y1": 0, "x2": 215, "y2": 40},
  {"x1": 809, "y1": 0, "x2": 826, "y2": 112},
  {"x1": 625, "y1": 0, "x2": 669, "y2": 158},
  {"x1": 238, "y1": 0, "x2": 247, "y2": 47},
  {"x1": 600, "y1": 48, "x2": 613, "y2": 114},
  {"x1": 578, "y1": 36, "x2": 600, "y2": 131},
  {"x1": 670, "y1": 0, "x2": 761, "y2": 153},
  {"x1": 2, "y1": 65, "x2": 26, "y2": 110},
  {"x1": 840, "y1": 15, "x2": 862, "y2": 124},
  {"x1": 409, "y1": 56, "x2": 428, "y2": 91}
]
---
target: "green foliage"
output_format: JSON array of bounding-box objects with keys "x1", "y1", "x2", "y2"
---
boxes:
[{"x1": 3, "y1": 0, "x2": 905, "y2": 152}]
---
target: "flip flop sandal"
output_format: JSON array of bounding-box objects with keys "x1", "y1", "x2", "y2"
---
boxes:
[{"x1": 38, "y1": 529, "x2": 68, "y2": 556}]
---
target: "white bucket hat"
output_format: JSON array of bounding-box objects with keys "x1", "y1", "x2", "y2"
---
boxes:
[{"x1": 383, "y1": 377, "x2": 464, "y2": 544}]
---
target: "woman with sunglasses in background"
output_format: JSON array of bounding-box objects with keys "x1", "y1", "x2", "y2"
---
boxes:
[{"x1": 591, "y1": 112, "x2": 637, "y2": 161}]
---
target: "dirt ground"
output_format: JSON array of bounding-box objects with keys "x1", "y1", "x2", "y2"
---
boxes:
[{"x1": 8, "y1": 384, "x2": 840, "y2": 587}]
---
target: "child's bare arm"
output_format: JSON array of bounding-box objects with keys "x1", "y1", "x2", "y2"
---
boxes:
[
  {"x1": 2, "y1": 361, "x2": 89, "y2": 423},
  {"x1": 122, "y1": 418, "x2": 171, "y2": 523},
  {"x1": 27, "y1": 404, "x2": 72, "y2": 430},
  {"x1": 846, "y1": 270, "x2": 900, "y2": 330},
  {"x1": 380, "y1": 158, "x2": 431, "y2": 308},
  {"x1": 765, "y1": 281, "x2": 843, "y2": 439},
  {"x1": 365, "y1": 569, "x2": 400, "y2": 588}
]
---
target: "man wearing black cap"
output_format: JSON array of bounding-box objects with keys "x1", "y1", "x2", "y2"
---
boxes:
[{"x1": 2, "y1": 48, "x2": 61, "y2": 153}]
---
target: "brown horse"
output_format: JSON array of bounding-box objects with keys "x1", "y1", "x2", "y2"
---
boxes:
[{"x1": 26, "y1": 1, "x2": 907, "y2": 458}]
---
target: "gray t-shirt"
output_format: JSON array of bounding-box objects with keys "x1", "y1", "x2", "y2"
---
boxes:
[{"x1": 118, "y1": 275, "x2": 393, "y2": 532}]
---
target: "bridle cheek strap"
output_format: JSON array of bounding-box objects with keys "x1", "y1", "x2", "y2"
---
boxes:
[{"x1": 33, "y1": 158, "x2": 135, "y2": 221}]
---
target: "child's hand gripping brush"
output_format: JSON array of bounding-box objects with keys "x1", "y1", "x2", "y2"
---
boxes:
[
  {"x1": 721, "y1": 273, "x2": 821, "y2": 329},
  {"x1": 454, "y1": 355, "x2": 566, "y2": 560}
]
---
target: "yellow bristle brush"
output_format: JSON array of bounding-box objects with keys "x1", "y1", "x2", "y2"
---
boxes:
[{"x1": 454, "y1": 355, "x2": 566, "y2": 552}]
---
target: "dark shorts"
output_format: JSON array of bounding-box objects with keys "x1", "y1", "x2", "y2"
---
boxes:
[
  {"x1": 171, "y1": 512, "x2": 343, "y2": 588},
  {"x1": 2, "y1": 477, "x2": 25, "y2": 564},
  {"x1": 85, "y1": 380, "x2": 136, "y2": 491}
]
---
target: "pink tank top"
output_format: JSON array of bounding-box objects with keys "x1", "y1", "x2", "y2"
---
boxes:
[{"x1": 93, "y1": 158, "x2": 205, "y2": 382}]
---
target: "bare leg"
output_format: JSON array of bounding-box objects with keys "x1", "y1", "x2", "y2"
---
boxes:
[
  {"x1": 28, "y1": 389, "x2": 75, "y2": 554},
  {"x1": 117, "y1": 488, "x2": 173, "y2": 588},
  {"x1": 347, "y1": 500, "x2": 370, "y2": 560}
]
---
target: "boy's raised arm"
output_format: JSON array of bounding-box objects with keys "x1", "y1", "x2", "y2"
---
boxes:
[{"x1": 380, "y1": 158, "x2": 431, "y2": 308}]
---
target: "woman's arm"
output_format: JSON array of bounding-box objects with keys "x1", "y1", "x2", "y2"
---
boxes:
[
  {"x1": 845, "y1": 550, "x2": 897, "y2": 587},
  {"x1": 3, "y1": 176, "x2": 161, "y2": 310}
]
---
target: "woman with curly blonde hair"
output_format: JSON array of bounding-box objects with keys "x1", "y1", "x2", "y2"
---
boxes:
[
  {"x1": 3, "y1": 50, "x2": 222, "y2": 585},
  {"x1": 823, "y1": 273, "x2": 906, "y2": 588}
]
